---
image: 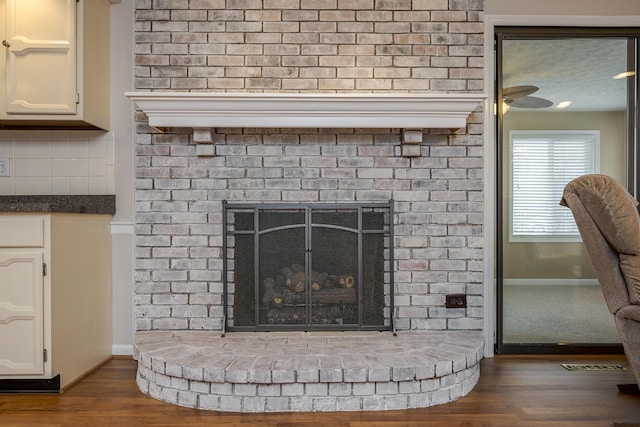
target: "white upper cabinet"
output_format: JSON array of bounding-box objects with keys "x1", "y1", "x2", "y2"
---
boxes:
[
  {"x1": 0, "y1": 0, "x2": 111, "y2": 130},
  {"x1": 6, "y1": 0, "x2": 76, "y2": 115}
]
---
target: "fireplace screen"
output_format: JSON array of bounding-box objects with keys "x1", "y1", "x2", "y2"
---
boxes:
[{"x1": 223, "y1": 202, "x2": 394, "y2": 332}]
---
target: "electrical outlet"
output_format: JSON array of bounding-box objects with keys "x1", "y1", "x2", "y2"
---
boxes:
[
  {"x1": 0, "y1": 157, "x2": 9, "y2": 177},
  {"x1": 445, "y1": 294, "x2": 467, "y2": 309}
]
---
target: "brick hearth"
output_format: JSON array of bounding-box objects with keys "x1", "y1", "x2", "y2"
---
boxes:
[{"x1": 134, "y1": 331, "x2": 484, "y2": 412}]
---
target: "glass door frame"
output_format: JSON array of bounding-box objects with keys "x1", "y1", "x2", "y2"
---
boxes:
[{"x1": 495, "y1": 26, "x2": 639, "y2": 354}]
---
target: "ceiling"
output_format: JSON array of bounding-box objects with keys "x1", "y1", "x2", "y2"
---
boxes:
[{"x1": 502, "y1": 38, "x2": 632, "y2": 112}]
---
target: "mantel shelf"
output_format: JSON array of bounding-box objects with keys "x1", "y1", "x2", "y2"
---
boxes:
[{"x1": 125, "y1": 92, "x2": 486, "y2": 130}]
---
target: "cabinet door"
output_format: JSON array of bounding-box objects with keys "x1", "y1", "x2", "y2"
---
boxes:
[
  {"x1": 0, "y1": 252, "x2": 44, "y2": 375},
  {"x1": 4, "y1": 0, "x2": 76, "y2": 115}
]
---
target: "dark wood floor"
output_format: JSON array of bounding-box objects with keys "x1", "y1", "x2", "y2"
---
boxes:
[{"x1": 0, "y1": 355, "x2": 638, "y2": 426}]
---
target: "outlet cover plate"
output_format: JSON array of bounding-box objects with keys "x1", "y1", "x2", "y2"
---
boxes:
[
  {"x1": 0, "y1": 157, "x2": 9, "y2": 177},
  {"x1": 445, "y1": 294, "x2": 467, "y2": 309}
]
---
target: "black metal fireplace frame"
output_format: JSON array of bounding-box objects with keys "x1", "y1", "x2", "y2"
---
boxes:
[{"x1": 222, "y1": 201, "x2": 395, "y2": 334}]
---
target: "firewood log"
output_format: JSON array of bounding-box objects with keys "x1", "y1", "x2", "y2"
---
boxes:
[
  {"x1": 295, "y1": 271, "x2": 305, "y2": 286},
  {"x1": 267, "y1": 307, "x2": 281, "y2": 323},
  {"x1": 311, "y1": 287, "x2": 357, "y2": 304},
  {"x1": 291, "y1": 309, "x2": 302, "y2": 321},
  {"x1": 310, "y1": 270, "x2": 328, "y2": 291},
  {"x1": 326, "y1": 275, "x2": 340, "y2": 288},
  {"x1": 338, "y1": 275, "x2": 355, "y2": 288},
  {"x1": 281, "y1": 287, "x2": 303, "y2": 304},
  {"x1": 268, "y1": 306, "x2": 306, "y2": 324},
  {"x1": 291, "y1": 264, "x2": 311, "y2": 291},
  {"x1": 312, "y1": 305, "x2": 341, "y2": 323},
  {"x1": 261, "y1": 277, "x2": 283, "y2": 308},
  {"x1": 282, "y1": 266, "x2": 305, "y2": 293},
  {"x1": 291, "y1": 263, "x2": 305, "y2": 274}
]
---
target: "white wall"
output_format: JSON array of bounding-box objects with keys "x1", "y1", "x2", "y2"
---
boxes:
[{"x1": 109, "y1": 1, "x2": 134, "y2": 356}]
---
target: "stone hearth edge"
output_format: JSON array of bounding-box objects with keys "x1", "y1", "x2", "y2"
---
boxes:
[{"x1": 134, "y1": 330, "x2": 484, "y2": 412}]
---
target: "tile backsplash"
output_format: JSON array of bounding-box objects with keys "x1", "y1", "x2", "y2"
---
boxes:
[{"x1": 0, "y1": 130, "x2": 115, "y2": 195}]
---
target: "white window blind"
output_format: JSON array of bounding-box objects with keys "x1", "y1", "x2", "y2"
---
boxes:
[{"x1": 509, "y1": 130, "x2": 600, "y2": 242}]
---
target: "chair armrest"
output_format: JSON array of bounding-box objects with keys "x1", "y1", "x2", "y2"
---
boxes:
[{"x1": 617, "y1": 305, "x2": 640, "y2": 322}]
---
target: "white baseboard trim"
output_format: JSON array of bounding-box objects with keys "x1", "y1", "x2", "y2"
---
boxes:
[
  {"x1": 112, "y1": 344, "x2": 134, "y2": 356},
  {"x1": 111, "y1": 222, "x2": 135, "y2": 234},
  {"x1": 504, "y1": 278, "x2": 599, "y2": 286}
]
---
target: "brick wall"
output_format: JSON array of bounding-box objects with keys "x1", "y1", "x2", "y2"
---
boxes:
[{"x1": 133, "y1": 0, "x2": 485, "y2": 333}]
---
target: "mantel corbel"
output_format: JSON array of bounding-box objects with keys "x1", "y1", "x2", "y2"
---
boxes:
[{"x1": 401, "y1": 129, "x2": 424, "y2": 157}]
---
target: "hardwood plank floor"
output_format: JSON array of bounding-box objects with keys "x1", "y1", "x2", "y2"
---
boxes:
[{"x1": 0, "y1": 355, "x2": 638, "y2": 426}]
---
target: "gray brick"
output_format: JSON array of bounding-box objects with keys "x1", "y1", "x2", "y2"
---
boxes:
[
  {"x1": 198, "y1": 395, "x2": 220, "y2": 410},
  {"x1": 281, "y1": 383, "x2": 305, "y2": 396},
  {"x1": 312, "y1": 396, "x2": 338, "y2": 412},
  {"x1": 305, "y1": 383, "x2": 328, "y2": 396},
  {"x1": 266, "y1": 397, "x2": 291, "y2": 411},
  {"x1": 289, "y1": 396, "x2": 314, "y2": 411},
  {"x1": 328, "y1": 383, "x2": 352, "y2": 396},
  {"x1": 234, "y1": 384, "x2": 258, "y2": 396},
  {"x1": 242, "y1": 396, "x2": 266, "y2": 412},
  {"x1": 190, "y1": 380, "x2": 210, "y2": 393},
  {"x1": 219, "y1": 395, "x2": 242, "y2": 411},
  {"x1": 336, "y1": 396, "x2": 362, "y2": 411},
  {"x1": 362, "y1": 395, "x2": 385, "y2": 410},
  {"x1": 257, "y1": 384, "x2": 281, "y2": 397},
  {"x1": 352, "y1": 382, "x2": 376, "y2": 396},
  {"x1": 376, "y1": 381, "x2": 398, "y2": 395},
  {"x1": 384, "y1": 395, "x2": 409, "y2": 410}
]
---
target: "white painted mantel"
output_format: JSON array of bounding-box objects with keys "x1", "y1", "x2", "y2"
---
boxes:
[{"x1": 125, "y1": 92, "x2": 486, "y2": 131}]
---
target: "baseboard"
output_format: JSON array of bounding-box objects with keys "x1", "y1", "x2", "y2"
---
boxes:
[
  {"x1": 112, "y1": 354, "x2": 134, "y2": 360},
  {"x1": 0, "y1": 375, "x2": 60, "y2": 393},
  {"x1": 61, "y1": 356, "x2": 113, "y2": 392},
  {"x1": 504, "y1": 278, "x2": 599, "y2": 286},
  {"x1": 110, "y1": 222, "x2": 134, "y2": 234},
  {"x1": 112, "y1": 344, "x2": 134, "y2": 356}
]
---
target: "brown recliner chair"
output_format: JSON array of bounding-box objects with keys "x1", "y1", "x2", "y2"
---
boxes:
[{"x1": 561, "y1": 174, "x2": 640, "y2": 393}]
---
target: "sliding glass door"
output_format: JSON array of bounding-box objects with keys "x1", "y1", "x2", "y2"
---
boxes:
[{"x1": 496, "y1": 28, "x2": 638, "y2": 353}]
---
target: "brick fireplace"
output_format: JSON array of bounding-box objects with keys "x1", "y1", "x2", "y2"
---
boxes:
[{"x1": 130, "y1": 0, "x2": 486, "y2": 412}]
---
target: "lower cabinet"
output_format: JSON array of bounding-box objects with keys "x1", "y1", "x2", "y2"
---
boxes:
[
  {"x1": 0, "y1": 213, "x2": 112, "y2": 390},
  {"x1": 0, "y1": 251, "x2": 44, "y2": 376}
]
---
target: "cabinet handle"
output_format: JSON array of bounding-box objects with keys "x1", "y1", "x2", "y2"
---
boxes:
[{"x1": 1, "y1": 40, "x2": 9, "y2": 47}]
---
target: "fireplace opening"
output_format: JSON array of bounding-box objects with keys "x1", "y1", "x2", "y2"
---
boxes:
[{"x1": 223, "y1": 202, "x2": 394, "y2": 332}]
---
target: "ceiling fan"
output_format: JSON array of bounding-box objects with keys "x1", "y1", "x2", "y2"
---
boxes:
[{"x1": 503, "y1": 85, "x2": 553, "y2": 109}]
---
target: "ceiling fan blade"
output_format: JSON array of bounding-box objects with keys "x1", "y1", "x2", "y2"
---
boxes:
[
  {"x1": 508, "y1": 96, "x2": 553, "y2": 108},
  {"x1": 503, "y1": 85, "x2": 539, "y2": 99}
]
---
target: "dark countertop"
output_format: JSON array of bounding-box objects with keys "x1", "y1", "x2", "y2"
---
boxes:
[{"x1": 0, "y1": 195, "x2": 116, "y2": 215}]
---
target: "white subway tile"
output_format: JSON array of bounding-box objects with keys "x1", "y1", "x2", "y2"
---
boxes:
[
  {"x1": 14, "y1": 177, "x2": 34, "y2": 194},
  {"x1": 33, "y1": 177, "x2": 52, "y2": 194}
]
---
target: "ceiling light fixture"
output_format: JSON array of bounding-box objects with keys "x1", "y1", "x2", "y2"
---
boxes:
[
  {"x1": 556, "y1": 101, "x2": 572, "y2": 109},
  {"x1": 613, "y1": 71, "x2": 636, "y2": 80}
]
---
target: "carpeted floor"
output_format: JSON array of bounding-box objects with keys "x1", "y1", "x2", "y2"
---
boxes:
[{"x1": 503, "y1": 284, "x2": 620, "y2": 344}]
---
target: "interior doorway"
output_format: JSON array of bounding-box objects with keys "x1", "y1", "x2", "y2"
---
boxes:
[{"x1": 495, "y1": 27, "x2": 639, "y2": 353}]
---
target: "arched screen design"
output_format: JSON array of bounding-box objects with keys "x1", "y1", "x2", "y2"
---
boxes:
[{"x1": 223, "y1": 202, "x2": 394, "y2": 332}]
